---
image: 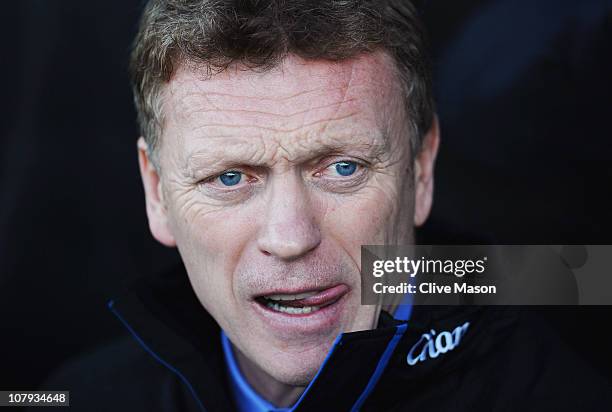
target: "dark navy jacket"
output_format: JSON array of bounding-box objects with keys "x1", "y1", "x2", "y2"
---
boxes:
[{"x1": 40, "y1": 265, "x2": 612, "y2": 411}]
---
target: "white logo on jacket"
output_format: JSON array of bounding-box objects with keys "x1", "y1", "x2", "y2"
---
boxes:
[{"x1": 407, "y1": 322, "x2": 470, "y2": 366}]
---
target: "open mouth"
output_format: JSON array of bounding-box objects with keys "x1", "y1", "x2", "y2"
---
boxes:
[{"x1": 255, "y1": 284, "x2": 349, "y2": 316}]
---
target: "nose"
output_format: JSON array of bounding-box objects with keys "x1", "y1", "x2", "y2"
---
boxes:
[{"x1": 257, "y1": 173, "x2": 321, "y2": 260}]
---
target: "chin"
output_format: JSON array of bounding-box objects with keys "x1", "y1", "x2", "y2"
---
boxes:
[
  {"x1": 258, "y1": 343, "x2": 333, "y2": 386},
  {"x1": 237, "y1": 294, "x2": 378, "y2": 385}
]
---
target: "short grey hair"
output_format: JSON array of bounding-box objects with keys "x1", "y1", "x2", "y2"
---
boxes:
[{"x1": 130, "y1": 0, "x2": 435, "y2": 164}]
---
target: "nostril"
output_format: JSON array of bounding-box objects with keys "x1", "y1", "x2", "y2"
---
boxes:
[{"x1": 261, "y1": 250, "x2": 271, "y2": 256}]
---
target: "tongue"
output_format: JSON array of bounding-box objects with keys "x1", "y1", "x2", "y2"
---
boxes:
[{"x1": 278, "y1": 284, "x2": 349, "y2": 308}]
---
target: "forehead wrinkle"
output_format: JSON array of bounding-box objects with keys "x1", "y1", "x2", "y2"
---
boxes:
[
  {"x1": 168, "y1": 65, "x2": 358, "y2": 118},
  {"x1": 168, "y1": 86, "x2": 363, "y2": 141},
  {"x1": 168, "y1": 63, "x2": 373, "y2": 124},
  {"x1": 188, "y1": 111, "x2": 359, "y2": 135},
  {"x1": 174, "y1": 86, "x2": 352, "y2": 103},
  {"x1": 172, "y1": 82, "x2": 362, "y2": 124},
  {"x1": 178, "y1": 98, "x2": 359, "y2": 121}
]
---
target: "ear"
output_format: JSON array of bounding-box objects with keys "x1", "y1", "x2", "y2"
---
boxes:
[
  {"x1": 137, "y1": 137, "x2": 176, "y2": 247},
  {"x1": 413, "y1": 116, "x2": 440, "y2": 227}
]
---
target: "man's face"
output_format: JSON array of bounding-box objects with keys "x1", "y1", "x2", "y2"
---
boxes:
[{"x1": 139, "y1": 52, "x2": 438, "y2": 386}]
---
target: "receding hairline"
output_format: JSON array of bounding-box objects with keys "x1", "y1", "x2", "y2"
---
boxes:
[
  {"x1": 149, "y1": 49, "x2": 411, "y2": 162},
  {"x1": 130, "y1": 0, "x2": 435, "y2": 167}
]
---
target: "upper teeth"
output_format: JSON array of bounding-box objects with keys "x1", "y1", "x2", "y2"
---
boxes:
[{"x1": 263, "y1": 291, "x2": 317, "y2": 301}]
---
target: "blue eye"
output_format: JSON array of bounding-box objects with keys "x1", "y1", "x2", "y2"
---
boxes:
[
  {"x1": 218, "y1": 171, "x2": 243, "y2": 186},
  {"x1": 334, "y1": 161, "x2": 357, "y2": 176}
]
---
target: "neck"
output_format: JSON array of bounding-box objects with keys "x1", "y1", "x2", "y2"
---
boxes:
[{"x1": 233, "y1": 345, "x2": 306, "y2": 408}]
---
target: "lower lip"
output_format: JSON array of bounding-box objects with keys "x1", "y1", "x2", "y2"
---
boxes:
[{"x1": 250, "y1": 285, "x2": 350, "y2": 335}]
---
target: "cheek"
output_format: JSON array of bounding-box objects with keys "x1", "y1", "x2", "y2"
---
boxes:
[
  {"x1": 169, "y1": 188, "x2": 258, "y2": 256},
  {"x1": 166, "y1": 192, "x2": 260, "y2": 308},
  {"x1": 322, "y1": 185, "x2": 404, "y2": 249}
]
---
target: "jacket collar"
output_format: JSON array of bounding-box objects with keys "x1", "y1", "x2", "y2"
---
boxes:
[{"x1": 108, "y1": 265, "x2": 519, "y2": 411}]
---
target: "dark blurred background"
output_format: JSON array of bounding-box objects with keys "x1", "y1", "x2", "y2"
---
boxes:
[{"x1": 1, "y1": 0, "x2": 611, "y2": 391}]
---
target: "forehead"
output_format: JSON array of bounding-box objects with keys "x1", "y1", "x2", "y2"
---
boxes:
[{"x1": 161, "y1": 52, "x2": 406, "y2": 164}]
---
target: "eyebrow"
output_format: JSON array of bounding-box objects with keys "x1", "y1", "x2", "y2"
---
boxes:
[
  {"x1": 181, "y1": 130, "x2": 391, "y2": 177},
  {"x1": 297, "y1": 136, "x2": 390, "y2": 160}
]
